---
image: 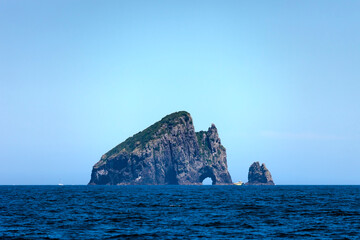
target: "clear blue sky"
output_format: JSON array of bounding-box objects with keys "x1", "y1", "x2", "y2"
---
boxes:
[{"x1": 1, "y1": 0, "x2": 359, "y2": 185}]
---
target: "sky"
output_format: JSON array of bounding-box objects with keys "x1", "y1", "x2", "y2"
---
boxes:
[{"x1": 1, "y1": 0, "x2": 359, "y2": 185}]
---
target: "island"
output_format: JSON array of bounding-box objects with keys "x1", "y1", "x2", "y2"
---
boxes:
[
  {"x1": 245, "y1": 162, "x2": 275, "y2": 185},
  {"x1": 88, "y1": 111, "x2": 233, "y2": 185}
]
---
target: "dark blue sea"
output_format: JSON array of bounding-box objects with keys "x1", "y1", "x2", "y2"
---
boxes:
[{"x1": 1, "y1": 186, "x2": 359, "y2": 239}]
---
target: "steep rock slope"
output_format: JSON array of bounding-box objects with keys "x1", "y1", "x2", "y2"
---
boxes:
[{"x1": 89, "y1": 111, "x2": 232, "y2": 185}]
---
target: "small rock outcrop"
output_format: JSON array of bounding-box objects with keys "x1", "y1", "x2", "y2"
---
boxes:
[
  {"x1": 88, "y1": 111, "x2": 233, "y2": 185},
  {"x1": 246, "y1": 162, "x2": 275, "y2": 185}
]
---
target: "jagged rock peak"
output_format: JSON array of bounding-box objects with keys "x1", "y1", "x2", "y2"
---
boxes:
[
  {"x1": 89, "y1": 111, "x2": 232, "y2": 185},
  {"x1": 246, "y1": 162, "x2": 275, "y2": 185}
]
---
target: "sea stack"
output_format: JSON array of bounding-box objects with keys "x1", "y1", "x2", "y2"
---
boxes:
[
  {"x1": 246, "y1": 162, "x2": 275, "y2": 185},
  {"x1": 88, "y1": 111, "x2": 233, "y2": 185}
]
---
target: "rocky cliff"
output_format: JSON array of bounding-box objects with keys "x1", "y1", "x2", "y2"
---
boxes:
[
  {"x1": 88, "y1": 111, "x2": 232, "y2": 185},
  {"x1": 246, "y1": 162, "x2": 275, "y2": 185}
]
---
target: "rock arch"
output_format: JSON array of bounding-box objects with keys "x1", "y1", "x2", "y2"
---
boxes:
[{"x1": 199, "y1": 167, "x2": 217, "y2": 185}]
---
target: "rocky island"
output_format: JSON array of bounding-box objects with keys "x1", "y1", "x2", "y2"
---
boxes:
[
  {"x1": 245, "y1": 162, "x2": 275, "y2": 185},
  {"x1": 89, "y1": 111, "x2": 233, "y2": 185}
]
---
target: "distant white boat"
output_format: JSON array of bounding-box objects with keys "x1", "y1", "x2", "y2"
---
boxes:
[
  {"x1": 58, "y1": 179, "x2": 64, "y2": 186},
  {"x1": 234, "y1": 181, "x2": 244, "y2": 186}
]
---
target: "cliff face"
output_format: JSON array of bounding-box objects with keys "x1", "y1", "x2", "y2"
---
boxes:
[
  {"x1": 246, "y1": 162, "x2": 275, "y2": 185},
  {"x1": 88, "y1": 111, "x2": 232, "y2": 185}
]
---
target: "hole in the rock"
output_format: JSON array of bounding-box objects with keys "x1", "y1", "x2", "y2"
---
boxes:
[{"x1": 202, "y1": 177, "x2": 213, "y2": 185}]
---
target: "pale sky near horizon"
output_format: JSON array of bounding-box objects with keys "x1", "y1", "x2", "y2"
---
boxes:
[{"x1": 1, "y1": 0, "x2": 359, "y2": 185}]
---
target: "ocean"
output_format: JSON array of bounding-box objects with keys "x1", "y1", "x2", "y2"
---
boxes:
[{"x1": 1, "y1": 185, "x2": 359, "y2": 239}]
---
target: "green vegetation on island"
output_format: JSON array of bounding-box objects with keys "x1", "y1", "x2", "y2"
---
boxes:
[{"x1": 105, "y1": 111, "x2": 191, "y2": 157}]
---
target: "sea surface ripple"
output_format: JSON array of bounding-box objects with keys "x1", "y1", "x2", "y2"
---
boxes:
[{"x1": 0, "y1": 185, "x2": 359, "y2": 239}]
